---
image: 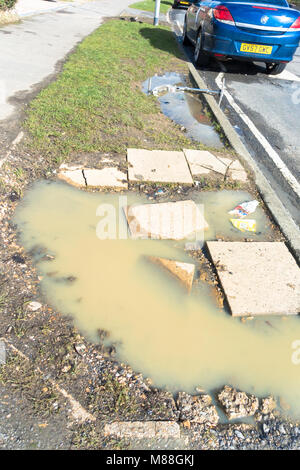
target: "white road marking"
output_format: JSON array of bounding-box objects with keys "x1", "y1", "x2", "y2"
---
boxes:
[{"x1": 215, "y1": 72, "x2": 300, "y2": 198}]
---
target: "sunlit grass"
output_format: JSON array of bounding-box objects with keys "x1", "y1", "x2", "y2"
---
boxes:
[
  {"x1": 130, "y1": 0, "x2": 173, "y2": 14},
  {"x1": 25, "y1": 19, "x2": 209, "y2": 160}
]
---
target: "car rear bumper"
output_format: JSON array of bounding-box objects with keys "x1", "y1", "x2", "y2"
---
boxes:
[{"x1": 203, "y1": 22, "x2": 300, "y2": 62}]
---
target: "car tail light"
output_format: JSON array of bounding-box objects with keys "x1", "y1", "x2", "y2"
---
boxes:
[
  {"x1": 213, "y1": 5, "x2": 235, "y2": 25},
  {"x1": 290, "y1": 16, "x2": 300, "y2": 31}
]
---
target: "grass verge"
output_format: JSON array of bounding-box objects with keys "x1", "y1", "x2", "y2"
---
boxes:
[
  {"x1": 24, "y1": 19, "x2": 212, "y2": 164},
  {"x1": 130, "y1": 0, "x2": 173, "y2": 14}
]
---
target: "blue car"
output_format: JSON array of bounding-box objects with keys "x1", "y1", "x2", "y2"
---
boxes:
[{"x1": 183, "y1": 0, "x2": 300, "y2": 74}]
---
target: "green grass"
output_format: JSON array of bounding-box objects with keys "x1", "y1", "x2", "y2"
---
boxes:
[
  {"x1": 25, "y1": 20, "x2": 206, "y2": 161},
  {"x1": 130, "y1": 0, "x2": 173, "y2": 14}
]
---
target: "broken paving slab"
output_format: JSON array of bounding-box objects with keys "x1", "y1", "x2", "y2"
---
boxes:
[
  {"x1": 84, "y1": 168, "x2": 128, "y2": 190},
  {"x1": 58, "y1": 164, "x2": 128, "y2": 189},
  {"x1": 104, "y1": 421, "x2": 180, "y2": 440},
  {"x1": 226, "y1": 159, "x2": 248, "y2": 183},
  {"x1": 148, "y1": 257, "x2": 195, "y2": 292},
  {"x1": 207, "y1": 241, "x2": 300, "y2": 317},
  {"x1": 127, "y1": 148, "x2": 193, "y2": 184},
  {"x1": 124, "y1": 200, "x2": 208, "y2": 240},
  {"x1": 58, "y1": 168, "x2": 86, "y2": 188},
  {"x1": 183, "y1": 149, "x2": 248, "y2": 182}
]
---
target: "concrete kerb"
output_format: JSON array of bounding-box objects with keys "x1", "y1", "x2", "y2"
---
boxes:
[{"x1": 187, "y1": 62, "x2": 300, "y2": 265}]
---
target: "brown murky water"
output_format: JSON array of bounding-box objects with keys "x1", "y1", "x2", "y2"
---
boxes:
[{"x1": 14, "y1": 181, "x2": 300, "y2": 417}]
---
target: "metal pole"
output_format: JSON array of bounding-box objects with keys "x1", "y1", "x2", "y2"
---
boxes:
[{"x1": 153, "y1": 0, "x2": 161, "y2": 26}]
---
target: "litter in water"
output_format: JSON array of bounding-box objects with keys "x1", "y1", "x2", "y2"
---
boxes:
[
  {"x1": 229, "y1": 200, "x2": 259, "y2": 218},
  {"x1": 230, "y1": 219, "x2": 257, "y2": 233}
]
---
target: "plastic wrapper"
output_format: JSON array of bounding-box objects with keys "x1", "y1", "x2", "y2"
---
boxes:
[
  {"x1": 230, "y1": 219, "x2": 256, "y2": 233},
  {"x1": 229, "y1": 200, "x2": 259, "y2": 218}
]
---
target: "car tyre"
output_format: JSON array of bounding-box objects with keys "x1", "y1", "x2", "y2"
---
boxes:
[
  {"x1": 265, "y1": 62, "x2": 286, "y2": 75},
  {"x1": 182, "y1": 19, "x2": 190, "y2": 45},
  {"x1": 194, "y1": 31, "x2": 210, "y2": 67}
]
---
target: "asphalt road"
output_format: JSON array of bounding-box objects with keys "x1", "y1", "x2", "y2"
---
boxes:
[{"x1": 170, "y1": 7, "x2": 300, "y2": 227}]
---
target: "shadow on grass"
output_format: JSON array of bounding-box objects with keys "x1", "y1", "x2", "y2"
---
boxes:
[{"x1": 139, "y1": 27, "x2": 184, "y2": 60}]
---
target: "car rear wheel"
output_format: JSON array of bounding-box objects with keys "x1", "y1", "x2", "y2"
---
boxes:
[
  {"x1": 265, "y1": 62, "x2": 286, "y2": 76},
  {"x1": 194, "y1": 32, "x2": 210, "y2": 67},
  {"x1": 182, "y1": 19, "x2": 190, "y2": 45}
]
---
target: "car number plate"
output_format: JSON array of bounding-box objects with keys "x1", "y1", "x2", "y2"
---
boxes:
[{"x1": 240, "y1": 43, "x2": 273, "y2": 55}]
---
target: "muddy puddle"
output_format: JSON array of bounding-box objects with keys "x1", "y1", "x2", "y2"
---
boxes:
[
  {"x1": 142, "y1": 73, "x2": 223, "y2": 149},
  {"x1": 14, "y1": 181, "x2": 300, "y2": 418}
]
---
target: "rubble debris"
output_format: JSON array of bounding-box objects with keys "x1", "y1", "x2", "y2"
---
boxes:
[
  {"x1": 261, "y1": 396, "x2": 277, "y2": 415},
  {"x1": 27, "y1": 301, "x2": 42, "y2": 311},
  {"x1": 218, "y1": 385, "x2": 259, "y2": 419},
  {"x1": 177, "y1": 392, "x2": 219, "y2": 427}
]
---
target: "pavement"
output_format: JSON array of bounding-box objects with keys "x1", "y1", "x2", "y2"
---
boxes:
[
  {"x1": 0, "y1": 0, "x2": 134, "y2": 134},
  {"x1": 14, "y1": 0, "x2": 73, "y2": 17},
  {"x1": 170, "y1": 8, "x2": 300, "y2": 229}
]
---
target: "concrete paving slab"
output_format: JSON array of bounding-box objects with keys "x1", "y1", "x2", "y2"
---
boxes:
[
  {"x1": 183, "y1": 149, "x2": 228, "y2": 176},
  {"x1": 148, "y1": 257, "x2": 195, "y2": 292},
  {"x1": 124, "y1": 200, "x2": 208, "y2": 240},
  {"x1": 127, "y1": 149, "x2": 193, "y2": 184},
  {"x1": 84, "y1": 168, "x2": 128, "y2": 190},
  {"x1": 230, "y1": 170, "x2": 248, "y2": 183},
  {"x1": 207, "y1": 242, "x2": 300, "y2": 316},
  {"x1": 104, "y1": 421, "x2": 181, "y2": 439},
  {"x1": 184, "y1": 149, "x2": 248, "y2": 182},
  {"x1": 58, "y1": 169, "x2": 86, "y2": 188},
  {"x1": 227, "y1": 159, "x2": 248, "y2": 183}
]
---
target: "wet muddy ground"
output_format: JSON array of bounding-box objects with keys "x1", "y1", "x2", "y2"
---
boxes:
[
  {"x1": 11, "y1": 179, "x2": 300, "y2": 418},
  {"x1": 0, "y1": 158, "x2": 300, "y2": 449},
  {"x1": 0, "y1": 18, "x2": 299, "y2": 449}
]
